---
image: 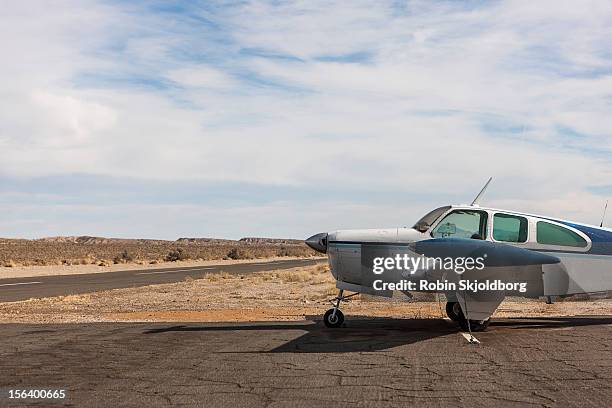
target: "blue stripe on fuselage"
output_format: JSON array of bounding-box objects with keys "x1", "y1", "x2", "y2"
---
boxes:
[{"x1": 550, "y1": 221, "x2": 612, "y2": 255}]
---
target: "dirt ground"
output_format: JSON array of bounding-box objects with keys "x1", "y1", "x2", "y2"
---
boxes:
[{"x1": 1, "y1": 264, "x2": 611, "y2": 324}]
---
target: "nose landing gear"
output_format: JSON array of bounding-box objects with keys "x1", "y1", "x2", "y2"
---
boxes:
[
  {"x1": 323, "y1": 308, "x2": 344, "y2": 328},
  {"x1": 323, "y1": 289, "x2": 359, "y2": 328}
]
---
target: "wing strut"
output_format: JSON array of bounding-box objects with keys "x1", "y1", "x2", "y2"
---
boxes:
[{"x1": 601, "y1": 200, "x2": 608, "y2": 228}]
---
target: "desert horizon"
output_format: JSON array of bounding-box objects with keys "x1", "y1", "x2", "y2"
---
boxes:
[{"x1": 0, "y1": 235, "x2": 317, "y2": 268}]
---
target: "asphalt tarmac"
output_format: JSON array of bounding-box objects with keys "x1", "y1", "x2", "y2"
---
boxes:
[
  {"x1": 1, "y1": 316, "x2": 611, "y2": 407},
  {"x1": 0, "y1": 258, "x2": 323, "y2": 302}
]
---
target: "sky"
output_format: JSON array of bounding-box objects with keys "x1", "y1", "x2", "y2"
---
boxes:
[{"x1": 1, "y1": 0, "x2": 612, "y2": 240}]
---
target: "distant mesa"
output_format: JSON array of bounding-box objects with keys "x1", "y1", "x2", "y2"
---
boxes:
[
  {"x1": 4, "y1": 236, "x2": 305, "y2": 245},
  {"x1": 239, "y1": 237, "x2": 303, "y2": 245},
  {"x1": 36, "y1": 236, "x2": 118, "y2": 244},
  {"x1": 175, "y1": 237, "x2": 235, "y2": 244}
]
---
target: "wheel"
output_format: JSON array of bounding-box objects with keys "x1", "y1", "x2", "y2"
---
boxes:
[
  {"x1": 323, "y1": 309, "x2": 344, "y2": 328},
  {"x1": 458, "y1": 318, "x2": 490, "y2": 332},
  {"x1": 445, "y1": 302, "x2": 462, "y2": 321}
]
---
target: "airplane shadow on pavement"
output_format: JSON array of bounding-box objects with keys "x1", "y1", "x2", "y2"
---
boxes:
[
  {"x1": 274, "y1": 317, "x2": 458, "y2": 352},
  {"x1": 143, "y1": 317, "x2": 456, "y2": 353},
  {"x1": 142, "y1": 315, "x2": 612, "y2": 353}
]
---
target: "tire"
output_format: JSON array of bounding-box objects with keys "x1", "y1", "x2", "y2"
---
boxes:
[
  {"x1": 446, "y1": 302, "x2": 462, "y2": 321},
  {"x1": 459, "y1": 318, "x2": 490, "y2": 332},
  {"x1": 323, "y1": 309, "x2": 344, "y2": 328}
]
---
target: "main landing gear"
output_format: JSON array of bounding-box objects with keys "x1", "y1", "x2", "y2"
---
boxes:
[
  {"x1": 323, "y1": 289, "x2": 359, "y2": 328},
  {"x1": 445, "y1": 301, "x2": 462, "y2": 322},
  {"x1": 446, "y1": 301, "x2": 490, "y2": 332}
]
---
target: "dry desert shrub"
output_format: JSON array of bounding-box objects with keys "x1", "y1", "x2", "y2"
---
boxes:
[
  {"x1": 315, "y1": 263, "x2": 329, "y2": 273},
  {"x1": 3, "y1": 260, "x2": 16, "y2": 268},
  {"x1": 202, "y1": 271, "x2": 232, "y2": 281},
  {"x1": 226, "y1": 247, "x2": 250, "y2": 260},
  {"x1": 79, "y1": 255, "x2": 97, "y2": 265},
  {"x1": 113, "y1": 250, "x2": 134, "y2": 264},
  {"x1": 60, "y1": 294, "x2": 90, "y2": 303},
  {"x1": 323, "y1": 285, "x2": 339, "y2": 297},
  {"x1": 164, "y1": 248, "x2": 189, "y2": 262},
  {"x1": 257, "y1": 266, "x2": 332, "y2": 284},
  {"x1": 274, "y1": 269, "x2": 313, "y2": 283},
  {"x1": 19, "y1": 259, "x2": 48, "y2": 266}
]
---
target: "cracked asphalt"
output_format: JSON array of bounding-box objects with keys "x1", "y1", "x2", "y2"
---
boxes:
[{"x1": 1, "y1": 316, "x2": 611, "y2": 407}]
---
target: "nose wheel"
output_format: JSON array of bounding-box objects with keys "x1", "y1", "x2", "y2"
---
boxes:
[
  {"x1": 323, "y1": 308, "x2": 344, "y2": 328},
  {"x1": 323, "y1": 289, "x2": 359, "y2": 328}
]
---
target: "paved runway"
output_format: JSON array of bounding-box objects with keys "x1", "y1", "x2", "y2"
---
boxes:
[
  {"x1": 1, "y1": 316, "x2": 612, "y2": 407},
  {"x1": 0, "y1": 258, "x2": 324, "y2": 302}
]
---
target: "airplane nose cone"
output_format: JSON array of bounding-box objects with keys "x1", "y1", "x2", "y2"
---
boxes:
[{"x1": 305, "y1": 232, "x2": 328, "y2": 254}]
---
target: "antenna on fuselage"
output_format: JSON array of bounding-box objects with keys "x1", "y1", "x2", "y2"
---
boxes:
[
  {"x1": 600, "y1": 200, "x2": 608, "y2": 228},
  {"x1": 470, "y1": 177, "x2": 493, "y2": 207}
]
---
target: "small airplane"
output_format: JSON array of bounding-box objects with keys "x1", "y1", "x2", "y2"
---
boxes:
[{"x1": 306, "y1": 178, "x2": 612, "y2": 332}]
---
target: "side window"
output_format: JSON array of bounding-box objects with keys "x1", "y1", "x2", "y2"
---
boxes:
[
  {"x1": 431, "y1": 210, "x2": 488, "y2": 239},
  {"x1": 493, "y1": 213, "x2": 528, "y2": 243},
  {"x1": 536, "y1": 221, "x2": 587, "y2": 248}
]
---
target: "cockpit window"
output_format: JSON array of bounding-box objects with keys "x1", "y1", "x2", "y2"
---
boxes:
[
  {"x1": 413, "y1": 206, "x2": 451, "y2": 232},
  {"x1": 431, "y1": 210, "x2": 488, "y2": 239}
]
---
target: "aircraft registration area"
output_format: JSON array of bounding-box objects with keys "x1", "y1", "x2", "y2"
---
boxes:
[{"x1": 306, "y1": 182, "x2": 612, "y2": 334}]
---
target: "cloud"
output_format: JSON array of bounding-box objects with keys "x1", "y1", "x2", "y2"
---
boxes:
[
  {"x1": 31, "y1": 91, "x2": 117, "y2": 143},
  {"x1": 166, "y1": 66, "x2": 236, "y2": 89},
  {"x1": 1, "y1": 0, "x2": 612, "y2": 238}
]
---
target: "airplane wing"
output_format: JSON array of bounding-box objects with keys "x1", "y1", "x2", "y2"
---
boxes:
[
  {"x1": 409, "y1": 238, "x2": 561, "y2": 320},
  {"x1": 411, "y1": 238, "x2": 560, "y2": 268}
]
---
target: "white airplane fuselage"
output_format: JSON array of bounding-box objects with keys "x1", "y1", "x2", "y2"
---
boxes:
[{"x1": 321, "y1": 205, "x2": 612, "y2": 298}]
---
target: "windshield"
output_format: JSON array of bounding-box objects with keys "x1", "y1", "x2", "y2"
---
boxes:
[
  {"x1": 431, "y1": 209, "x2": 488, "y2": 239},
  {"x1": 412, "y1": 206, "x2": 451, "y2": 232}
]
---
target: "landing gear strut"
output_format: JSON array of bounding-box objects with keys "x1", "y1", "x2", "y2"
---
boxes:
[
  {"x1": 447, "y1": 301, "x2": 490, "y2": 332},
  {"x1": 323, "y1": 289, "x2": 359, "y2": 328},
  {"x1": 459, "y1": 317, "x2": 490, "y2": 332}
]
